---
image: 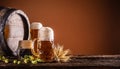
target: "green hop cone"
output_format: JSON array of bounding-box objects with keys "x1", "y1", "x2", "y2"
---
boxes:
[
  {"x1": 24, "y1": 55, "x2": 29, "y2": 59},
  {"x1": 4, "y1": 59, "x2": 9, "y2": 63},
  {"x1": 17, "y1": 61, "x2": 21, "y2": 64},
  {"x1": 36, "y1": 58, "x2": 43, "y2": 62},
  {"x1": 31, "y1": 60, "x2": 37, "y2": 64},
  {"x1": 24, "y1": 59, "x2": 29, "y2": 64},
  {"x1": 2, "y1": 56, "x2": 5, "y2": 60},
  {"x1": 13, "y1": 60, "x2": 17, "y2": 64},
  {"x1": 29, "y1": 56, "x2": 34, "y2": 61}
]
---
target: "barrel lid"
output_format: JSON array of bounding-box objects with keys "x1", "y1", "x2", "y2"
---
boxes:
[{"x1": 0, "y1": 7, "x2": 30, "y2": 56}]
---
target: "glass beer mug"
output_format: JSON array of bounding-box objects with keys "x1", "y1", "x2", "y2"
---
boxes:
[
  {"x1": 18, "y1": 40, "x2": 33, "y2": 57},
  {"x1": 38, "y1": 27, "x2": 54, "y2": 62},
  {"x1": 30, "y1": 22, "x2": 42, "y2": 55},
  {"x1": 18, "y1": 40, "x2": 40, "y2": 58}
]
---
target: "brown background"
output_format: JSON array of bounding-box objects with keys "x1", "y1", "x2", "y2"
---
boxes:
[{"x1": 0, "y1": 0, "x2": 120, "y2": 55}]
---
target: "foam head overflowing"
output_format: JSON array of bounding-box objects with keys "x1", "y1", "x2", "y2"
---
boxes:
[
  {"x1": 30, "y1": 22, "x2": 43, "y2": 29},
  {"x1": 39, "y1": 27, "x2": 54, "y2": 41}
]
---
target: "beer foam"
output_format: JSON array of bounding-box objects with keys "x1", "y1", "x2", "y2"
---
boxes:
[
  {"x1": 39, "y1": 27, "x2": 54, "y2": 41},
  {"x1": 31, "y1": 22, "x2": 43, "y2": 29},
  {"x1": 19, "y1": 40, "x2": 33, "y2": 49}
]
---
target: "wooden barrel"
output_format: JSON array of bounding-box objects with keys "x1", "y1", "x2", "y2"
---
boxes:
[{"x1": 0, "y1": 7, "x2": 30, "y2": 56}]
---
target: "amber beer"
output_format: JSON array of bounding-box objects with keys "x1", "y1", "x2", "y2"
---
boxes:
[
  {"x1": 30, "y1": 22, "x2": 43, "y2": 40},
  {"x1": 39, "y1": 27, "x2": 54, "y2": 62},
  {"x1": 30, "y1": 22, "x2": 42, "y2": 53}
]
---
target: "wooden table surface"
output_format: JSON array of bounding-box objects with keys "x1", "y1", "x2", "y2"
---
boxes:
[{"x1": 0, "y1": 55, "x2": 120, "y2": 69}]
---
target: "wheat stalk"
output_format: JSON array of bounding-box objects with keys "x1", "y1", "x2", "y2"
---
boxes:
[{"x1": 53, "y1": 44, "x2": 71, "y2": 62}]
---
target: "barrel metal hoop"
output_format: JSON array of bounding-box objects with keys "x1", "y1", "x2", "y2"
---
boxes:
[
  {"x1": 0, "y1": 7, "x2": 8, "y2": 32},
  {"x1": 0, "y1": 8, "x2": 16, "y2": 56}
]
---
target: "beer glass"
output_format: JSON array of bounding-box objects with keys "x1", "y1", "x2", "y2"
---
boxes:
[
  {"x1": 18, "y1": 40, "x2": 33, "y2": 57},
  {"x1": 30, "y1": 22, "x2": 42, "y2": 54},
  {"x1": 38, "y1": 27, "x2": 54, "y2": 62}
]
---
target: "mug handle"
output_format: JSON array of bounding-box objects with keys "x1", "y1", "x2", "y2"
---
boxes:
[{"x1": 31, "y1": 38, "x2": 41, "y2": 57}]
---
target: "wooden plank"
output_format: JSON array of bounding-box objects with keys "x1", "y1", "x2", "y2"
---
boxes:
[{"x1": 0, "y1": 55, "x2": 120, "y2": 69}]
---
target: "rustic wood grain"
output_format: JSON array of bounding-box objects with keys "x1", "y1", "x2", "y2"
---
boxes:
[{"x1": 0, "y1": 55, "x2": 120, "y2": 69}]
